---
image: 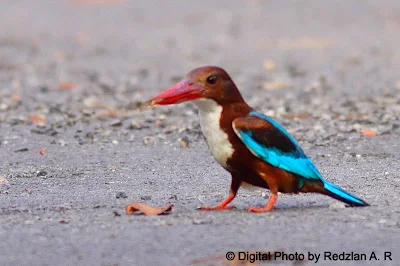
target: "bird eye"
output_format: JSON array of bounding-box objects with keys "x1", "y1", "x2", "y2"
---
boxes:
[{"x1": 206, "y1": 75, "x2": 217, "y2": 85}]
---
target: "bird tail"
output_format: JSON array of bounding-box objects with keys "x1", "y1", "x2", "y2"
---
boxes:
[{"x1": 323, "y1": 181, "x2": 369, "y2": 207}]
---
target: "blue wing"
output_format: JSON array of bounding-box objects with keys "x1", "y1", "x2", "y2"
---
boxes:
[{"x1": 233, "y1": 111, "x2": 323, "y2": 181}]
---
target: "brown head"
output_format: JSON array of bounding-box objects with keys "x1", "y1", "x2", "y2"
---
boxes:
[{"x1": 142, "y1": 66, "x2": 246, "y2": 108}]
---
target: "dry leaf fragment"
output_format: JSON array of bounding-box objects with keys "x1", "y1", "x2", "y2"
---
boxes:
[
  {"x1": 262, "y1": 80, "x2": 293, "y2": 90},
  {"x1": 125, "y1": 202, "x2": 173, "y2": 216},
  {"x1": 11, "y1": 92, "x2": 21, "y2": 102},
  {"x1": 95, "y1": 109, "x2": 118, "y2": 118},
  {"x1": 59, "y1": 82, "x2": 75, "y2": 90},
  {"x1": 282, "y1": 113, "x2": 310, "y2": 119},
  {"x1": 30, "y1": 114, "x2": 47, "y2": 126},
  {"x1": 263, "y1": 60, "x2": 276, "y2": 71},
  {"x1": 39, "y1": 149, "x2": 47, "y2": 155},
  {"x1": 360, "y1": 129, "x2": 376, "y2": 137}
]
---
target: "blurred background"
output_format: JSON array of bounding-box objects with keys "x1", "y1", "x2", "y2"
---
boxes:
[
  {"x1": 1, "y1": 0, "x2": 400, "y2": 142},
  {"x1": 1, "y1": 1, "x2": 399, "y2": 265},
  {"x1": 1, "y1": 0, "x2": 400, "y2": 102}
]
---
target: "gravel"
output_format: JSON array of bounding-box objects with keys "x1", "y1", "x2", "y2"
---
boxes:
[{"x1": 0, "y1": 1, "x2": 399, "y2": 266}]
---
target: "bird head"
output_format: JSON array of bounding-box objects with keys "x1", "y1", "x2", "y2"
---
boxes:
[{"x1": 141, "y1": 66, "x2": 244, "y2": 109}]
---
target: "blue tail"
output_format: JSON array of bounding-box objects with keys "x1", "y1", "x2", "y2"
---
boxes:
[{"x1": 323, "y1": 181, "x2": 369, "y2": 206}]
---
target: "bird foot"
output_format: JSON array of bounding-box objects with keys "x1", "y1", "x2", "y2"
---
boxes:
[
  {"x1": 245, "y1": 206, "x2": 274, "y2": 213},
  {"x1": 197, "y1": 205, "x2": 233, "y2": 211},
  {"x1": 246, "y1": 193, "x2": 277, "y2": 213}
]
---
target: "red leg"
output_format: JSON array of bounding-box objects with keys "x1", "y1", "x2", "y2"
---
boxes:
[
  {"x1": 246, "y1": 193, "x2": 277, "y2": 213},
  {"x1": 245, "y1": 168, "x2": 280, "y2": 213},
  {"x1": 198, "y1": 176, "x2": 241, "y2": 211},
  {"x1": 198, "y1": 192, "x2": 235, "y2": 211}
]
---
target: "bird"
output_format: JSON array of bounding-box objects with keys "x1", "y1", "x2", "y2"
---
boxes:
[{"x1": 141, "y1": 66, "x2": 369, "y2": 212}]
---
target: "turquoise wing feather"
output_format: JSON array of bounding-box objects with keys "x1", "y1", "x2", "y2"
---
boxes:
[
  {"x1": 233, "y1": 111, "x2": 323, "y2": 181},
  {"x1": 233, "y1": 111, "x2": 368, "y2": 206}
]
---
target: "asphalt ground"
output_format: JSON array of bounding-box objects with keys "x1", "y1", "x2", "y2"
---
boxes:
[{"x1": 0, "y1": 1, "x2": 399, "y2": 265}]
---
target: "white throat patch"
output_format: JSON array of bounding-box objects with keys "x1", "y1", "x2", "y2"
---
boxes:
[{"x1": 194, "y1": 99, "x2": 234, "y2": 169}]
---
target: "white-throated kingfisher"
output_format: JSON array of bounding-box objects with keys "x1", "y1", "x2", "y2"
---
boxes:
[{"x1": 142, "y1": 66, "x2": 369, "y2": 212}]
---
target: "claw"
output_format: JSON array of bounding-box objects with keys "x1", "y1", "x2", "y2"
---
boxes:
[
  {"x1": 197, "y1": 191, "x2": 236, "y2": 211},
  {"x1": 245, "y1": 206, "x2": 274, "y2": 213},
  {"x1": 246, "y1": 193, "x2": 277, "y2": 213}
]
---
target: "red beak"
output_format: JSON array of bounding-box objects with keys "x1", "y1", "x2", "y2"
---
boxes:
[{"x1": 141, "y1": 80, "x2": 204, "y2": 109}]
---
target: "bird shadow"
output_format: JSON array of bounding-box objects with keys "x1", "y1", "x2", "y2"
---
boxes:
[{"x1": 195, "y1": 203, "x2": 353, "y2": 214}]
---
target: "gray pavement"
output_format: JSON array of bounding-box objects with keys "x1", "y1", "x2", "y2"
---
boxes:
[{"x1": 0, "y1": 1, "x2": 399, "y2": 265}]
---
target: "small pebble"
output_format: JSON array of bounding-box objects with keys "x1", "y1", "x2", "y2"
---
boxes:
[
  {"x1": 140, "y1": 195, "x2": 152, "y2": 200},
  {"x1": 169, "y1": 195, "x2": 178, "y2": 200},
  {"x1": 128, "y1": 120, "x2": 144, "y2": 130},
  {"x1": 154, "y1": 120, "x2": 164, "y2": 127},
  {"x1": 37, "y1": 171, "x2": 48, "y2": 177},
  {"x1": 192, "y1": 219, "x2": 212, "y2": 225},
  {"x1": 179, "y1": 137, "x2": 189, "y2": 148},
  {"x1": 110, "y1": 119, "x2": 123, "y2": 127},
  {"x1": 0, "y1": 103, "x2": 8, "y2": 111},
  {"x1": 143, "y1": 136, "x2": 154, "y2": 146},
  {"x1": 58, "y1": 140, "x2": 66, "y2": 147},
  {"x1": 116, "y1": 192, "x2": 128, "y2": 199},
  {"x1": 329, "y1": 202, "x2": 346, "y2": 209},
  {"x1": 154, "y1": 220, "x2": 168, "y2": 226},
  {"x1": 101, "y1": 130, "x2": 111, "y2": 137},
  {"x1": 0, "y1": 175, "x2": 8, "y2": 185}
]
